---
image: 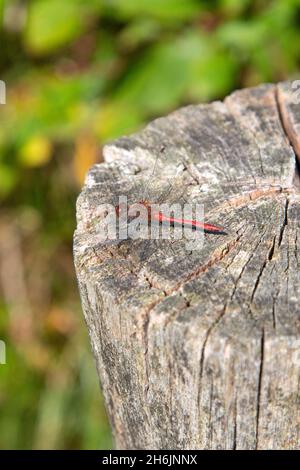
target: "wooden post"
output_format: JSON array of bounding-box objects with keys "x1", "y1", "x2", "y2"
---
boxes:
[{"x1": 74, "y1": 81, "x2": 300, "y2": 450}]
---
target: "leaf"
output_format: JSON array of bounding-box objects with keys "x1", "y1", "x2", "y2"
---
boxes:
[
  {"x1": 113, "y1": 41, "x2": 189, "y2": 114},
  {"x1": 189, "y1": 51, "x2": 238, "y2": 101},
  {"x1": 104, "y1": 0, "x2": 202, "y2": 23},
  {"x1": 119, "y1": 18, "x2": 161, "y2": 49},
  {"x1": 220, "y1": 0, "x2": 251, "y2": 17},
  {"x1": 24, "y1": 0, "x2": 88, "y2": 55},
  {"x1": 217, "y1": 20, "x2": 268, "y2": 53}
]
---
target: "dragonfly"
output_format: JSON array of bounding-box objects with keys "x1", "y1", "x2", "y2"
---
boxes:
[
  {"x1": 112, "y1": 149, "x2": 227, "y2": 239},
  {"x1": 115, "y1": 201, "x2": 226, "y2": 235}
]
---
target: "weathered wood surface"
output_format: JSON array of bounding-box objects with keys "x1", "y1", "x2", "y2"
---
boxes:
[{"x1": 74, "y1": 81, "x2": 300, "y2": 450}]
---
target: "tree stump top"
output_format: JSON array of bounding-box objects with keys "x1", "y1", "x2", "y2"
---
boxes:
[{"x1": 74, "y1": 81, "x2": 300, "y2": 449}]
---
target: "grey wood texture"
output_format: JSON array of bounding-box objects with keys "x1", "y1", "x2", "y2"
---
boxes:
[{"x1": 74, "y1": 81, "x2": 300, "y2": 449}]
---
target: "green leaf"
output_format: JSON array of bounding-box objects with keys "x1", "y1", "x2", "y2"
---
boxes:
[
  {"x1": 104, "y1": 0, "x2": 202, "y2": 23},
  {"x1": 119, "y1": 19, "x2": 161, "y2": 49},
  {"x1": 220, "y1": 0, "x2": 251, "y2": 17},
  {"x1": 114, "y1": 30, "x2": 239, "y2": 114},
  {"x1": 189, "y1": 51, "x2": 238, "y2": 101},
  {"x1": 114, "y1": 41, "x2": 189, "y2": 114},
  {"x1": 217, "y1": 20, "x2": 268, "y2": 53},
  {"x1": 24, "y1": 0, "x2": 89, "y2": 55}
]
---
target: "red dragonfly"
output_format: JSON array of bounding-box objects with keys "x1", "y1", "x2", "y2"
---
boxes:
[
  {"x1": 113, "y1": 150, "x2": 226, "y2": 237},
  {"x1": 115, "y1": 201, "x2": 226, "y2": 235}
]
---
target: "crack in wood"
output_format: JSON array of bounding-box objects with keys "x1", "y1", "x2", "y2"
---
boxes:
[
  {"x1": 268, "y1": 235, "x2": 277, "y2": 261},
  {"x1": 278, "y1": 198, "x2": 289, "y2": 248},
  {"x1": 196, "y1": 299, "x2": 229, "y2": 448},
  {"x1": 255, "y1": 328, "x2": 265, "y2": 449},
  {"x1": 233, "y1": 394, "x2": 237, "y2": 450}
]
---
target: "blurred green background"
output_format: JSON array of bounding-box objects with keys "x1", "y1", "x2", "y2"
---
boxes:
[{"x1": 0, "y1": 0, "x2": 299, "y2": 449}]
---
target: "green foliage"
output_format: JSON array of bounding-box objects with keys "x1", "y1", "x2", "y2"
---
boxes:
[
  {"x1": 0, "y1": 0, "x2": 299, "y2": 450},
  {"x1": 104, "y1": 0, "x2": 202, "y2": 22},
  {"x1": 23, "y1": 0, "x2": 104, "y2": 55},
  {"x1": 25, "y1": 0, "x2": 88, "y2": 54}
]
